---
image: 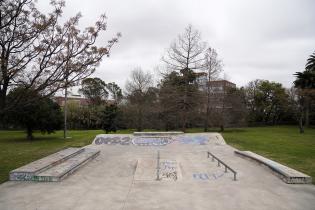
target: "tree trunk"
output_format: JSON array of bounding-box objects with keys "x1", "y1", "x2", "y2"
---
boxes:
[
  {"x1": 204, "y1": 106, "x2": 210, "y2": 132},
  {"x1": 0, "y1": 80, "x2": 9, "y2": 128},
  {"x1": 137, "y1": 105, "x2": 143, "y2": 132},
  {"x1": 305, "y1": 97, "x2": 310, "y2": 127},
  {"x1": 181, "y1": 73, "x2": 188, "y2": 133},
  {"x1": 299, "y1": 110, "x2": 304, "y2": 134},
  {"x1": 220, "y1": 125, "x2": 224, "y2": 132},
  {"x1": 204, "y1": 86, "x2": 211, "y2": 132},
  {"x1": 181, "y1": 112, "x2": 187, "y2": 132},
  {"x1": 26, "y1": 127, "x2": 34, "y2": 140}
]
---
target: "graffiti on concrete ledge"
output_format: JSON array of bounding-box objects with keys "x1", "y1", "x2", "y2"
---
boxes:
[
  {"x1": 177, "y1": 135, "x2": 209, "y2": 145},
  {"x1": 94, "y1": 135, "x2": 211, "y2": 146},
  {"x1": 10, "y1": 172, "x2": 33, "y2": 181},
  {"x1": 10, "y1": 172, "x2": 56, "y2": 181},
  {"x1": 132, "y1": 137, "x2": 172, "y2": 146},
  {"x1": 94, "y1": 136, "x2": 132, "y2": 145},
  {"x1": 95, "y1": 136, "x2": 172, "y2": 146}
]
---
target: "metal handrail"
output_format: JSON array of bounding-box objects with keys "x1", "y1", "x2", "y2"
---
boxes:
[{"x1": 207, "y1": 151, "x2": 237, "y2": 181}]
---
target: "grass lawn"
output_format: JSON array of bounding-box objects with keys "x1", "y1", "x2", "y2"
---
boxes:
[
  {"x1": 0, "y1": 126, "x2": 314, "y2": 184},
  {"x1": 222, "y1": 126, "x2": 315, "y2": 184}
]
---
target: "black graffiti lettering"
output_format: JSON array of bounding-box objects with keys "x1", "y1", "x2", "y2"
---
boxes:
[
  {"x1": 95, "y1": 137, "x2": 105, "y2": 145},
  {"x1": 120, "y1": 137, "x2": 131, "y2": 145},
  {"x1": 95, "y1": 136, "x2": 132, "y2": 145}
]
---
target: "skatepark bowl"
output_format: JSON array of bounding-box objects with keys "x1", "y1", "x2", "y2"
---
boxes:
[{"x1": 0, "y1": 132, "x2": 314, "y2": 210}]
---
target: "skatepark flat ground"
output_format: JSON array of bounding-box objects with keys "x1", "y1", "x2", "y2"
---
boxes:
[{"x1": 0, "y1": 133, "x2": 314, "y2": 210}]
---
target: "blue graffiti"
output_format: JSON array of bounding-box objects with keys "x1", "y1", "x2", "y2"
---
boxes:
[
  {"x1": 193, "y1": 173, "x2": 209, "y2": 180},
  {"x1": 178, "y1": 136, "x2": 209, "y2": 145},
  {"x1": 94, "y1": 137, "x2": 131, "y2": 145},
  {"x1": 132, "y1": 137, "x2": 172, "y2": 146},
  {"x1": 193, "y1": 171, "x2": 225, "y2": 181}
]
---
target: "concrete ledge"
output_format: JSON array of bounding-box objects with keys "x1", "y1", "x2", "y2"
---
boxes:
[
  {"x1": 9, "y1": 147, "x2": 99, "y2": 182},
  {"x1": 133, "y1": 131, "x2": 184, "y2": 136},
  {"x1": 235, "y1": 150, "x2": 312, "y2": 184},
  {"x1": 10, "y1": 147, "x2": 84, "y2": 181},
  {"x1": 35, "y1": 148, "x2": 100, "y2": 182}
]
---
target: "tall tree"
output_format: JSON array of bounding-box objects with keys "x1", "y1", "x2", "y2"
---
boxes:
[
  {"x1": 294, "y1": 51, "x2": 315, "y2": 131},
  {"x1": 0, "y1": 0, "x2": 50, "y2": 113},
  {"x1": 101, "y1": 104, "x2": 119, "y2": 134},
  {"x1": 159, "y1": 70, "x2": 200, "y2": 131},
  {"x1": 0, "y1": 0, "x2": 120, "y2": 121},
  {"x1": 162, "y1": 25, "x2": 206, "y2": 131},
  {"x1": 210, "y1": 87, "x2": 247, "y2": 131},
  {"x1": 244, "y1": 80, "x2": 289, "y2": 125},
  {"x1": 305, "y1": 51, "x2": 315, "y2": 72},
  {"x1": 6, "y1": 87, "x2": 63, "y2": 140},
  {"x1": 201, "y1": 47, "x2": 223, "y2": 131},
  {"x1": 106, "y1": 82, "x2": 123, "y2": 104},
  {"x1": 79, "y1": 77, "x2": 108, "y2": 106},
  {"x1": 125, "y1": 67, "x2": 153, "y2": 131}
]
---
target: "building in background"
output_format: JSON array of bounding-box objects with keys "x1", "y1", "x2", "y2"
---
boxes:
[
  {"x1": 54, "y1": 92, "x2": 115, "y2": 107},
  {"x1": 54, "y1": 93, "x2": 89, "y2": 107},
  {"x1": 208, "y1": 80, "x2": 236, "y2": 109},
  {"x1": 209, "y1": 80, "x2": 236, "y2": 94}
]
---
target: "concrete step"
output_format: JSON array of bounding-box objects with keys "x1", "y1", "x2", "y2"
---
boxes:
[
  {"x1": 235, "y1": 150, "x2": 312, "y2": 184},
  {"x1": 10, "y1": 147, "x2": 84, "y2": 181},
  {"x1": 35, "y1": 148, "x2": 100, "y2": 182}
]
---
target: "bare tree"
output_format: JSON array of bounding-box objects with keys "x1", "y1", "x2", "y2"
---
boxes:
[
  {"x1": 0, "y1": 0, "x2": 120, "y2": 115},
  {"x1": 0, "y1": 0, "x2": 49, "y2": 112},
  {"x1": 125, "y1": 67, "x2": 153, "y2": 131},
  {"x1": 162, "y1": 25, "x2": 206, "y2": 131},
  {"x1": 162, "y1": 24, "x2": 207, "y2": 72},
  {"x1": 201, "y1": 47, "x2": 222, "y2": 131}
]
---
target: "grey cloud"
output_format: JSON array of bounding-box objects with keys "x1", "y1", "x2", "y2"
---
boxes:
[{"x1": 38, "y1": 0, "x2": 315, "y2": 89}]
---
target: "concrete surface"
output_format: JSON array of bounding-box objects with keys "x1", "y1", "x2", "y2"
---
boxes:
[
  {"x1": 235, "y1": 150, "x2": 312, "y2": 184},
  {"x1": 0, "y1": 133, "x2": 314, "y2": 210}
]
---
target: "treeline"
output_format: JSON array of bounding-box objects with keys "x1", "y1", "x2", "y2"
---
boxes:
[
  {"x1": 64, "y1": 25, "x2": 314, "y2": 133},
  {"x1": 68, "y1": 74, "x2": 314, "y2": 133}
]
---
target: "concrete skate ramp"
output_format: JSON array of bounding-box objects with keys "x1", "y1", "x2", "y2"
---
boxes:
[
  {"x1": 92, "y1": 132, "x2": 226, "y2": 146},
  {"x1": 1, "y1": 133, "x2": 314, "y2": 210},
  {"x1": 235, "y1": 150, "x2": 312, "y2": 184}
]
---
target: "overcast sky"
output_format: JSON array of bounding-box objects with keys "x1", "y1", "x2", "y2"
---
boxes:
[{"x1": 39, "y1": 0, "x2": 315, "y2": 89}]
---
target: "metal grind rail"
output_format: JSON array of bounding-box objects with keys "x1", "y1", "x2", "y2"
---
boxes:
[{"x1": 207, "y1": 151, "x2": 237, "y2": 181}]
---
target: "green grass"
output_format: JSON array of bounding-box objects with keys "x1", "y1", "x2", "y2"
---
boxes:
[
  {"x1": 0, "y1": 126, "x2": 314, "y2": 184},
  {"x1": 222, "y1": 126, "x2": 315, "y2": 184}
]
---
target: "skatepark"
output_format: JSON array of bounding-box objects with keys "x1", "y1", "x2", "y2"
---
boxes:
[{"x1": 0, "y1": 132, "x2": 314, "y2": 210}]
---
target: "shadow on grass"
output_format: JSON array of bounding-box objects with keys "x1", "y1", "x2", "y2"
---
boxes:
[
  {"x1": 0, "y1": 134, "x2": 60, "y2": 143},
  {"x1": 190, "y1": 128, "x2": 247, "y2": 133},
  {"x1": 220, "y1": 128, "x2": 247, "y2": 133}
]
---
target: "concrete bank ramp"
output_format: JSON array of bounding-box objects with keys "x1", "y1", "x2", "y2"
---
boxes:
[
  {"x1": 235, "y1": 150, "x2": 312, "y2": 184},
  {"x1": 10, "y1": 147, "x2": 100, "y2": 182},
  {"x1": 92, "y1": 132, "x2": 226, "y2": 146}
]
